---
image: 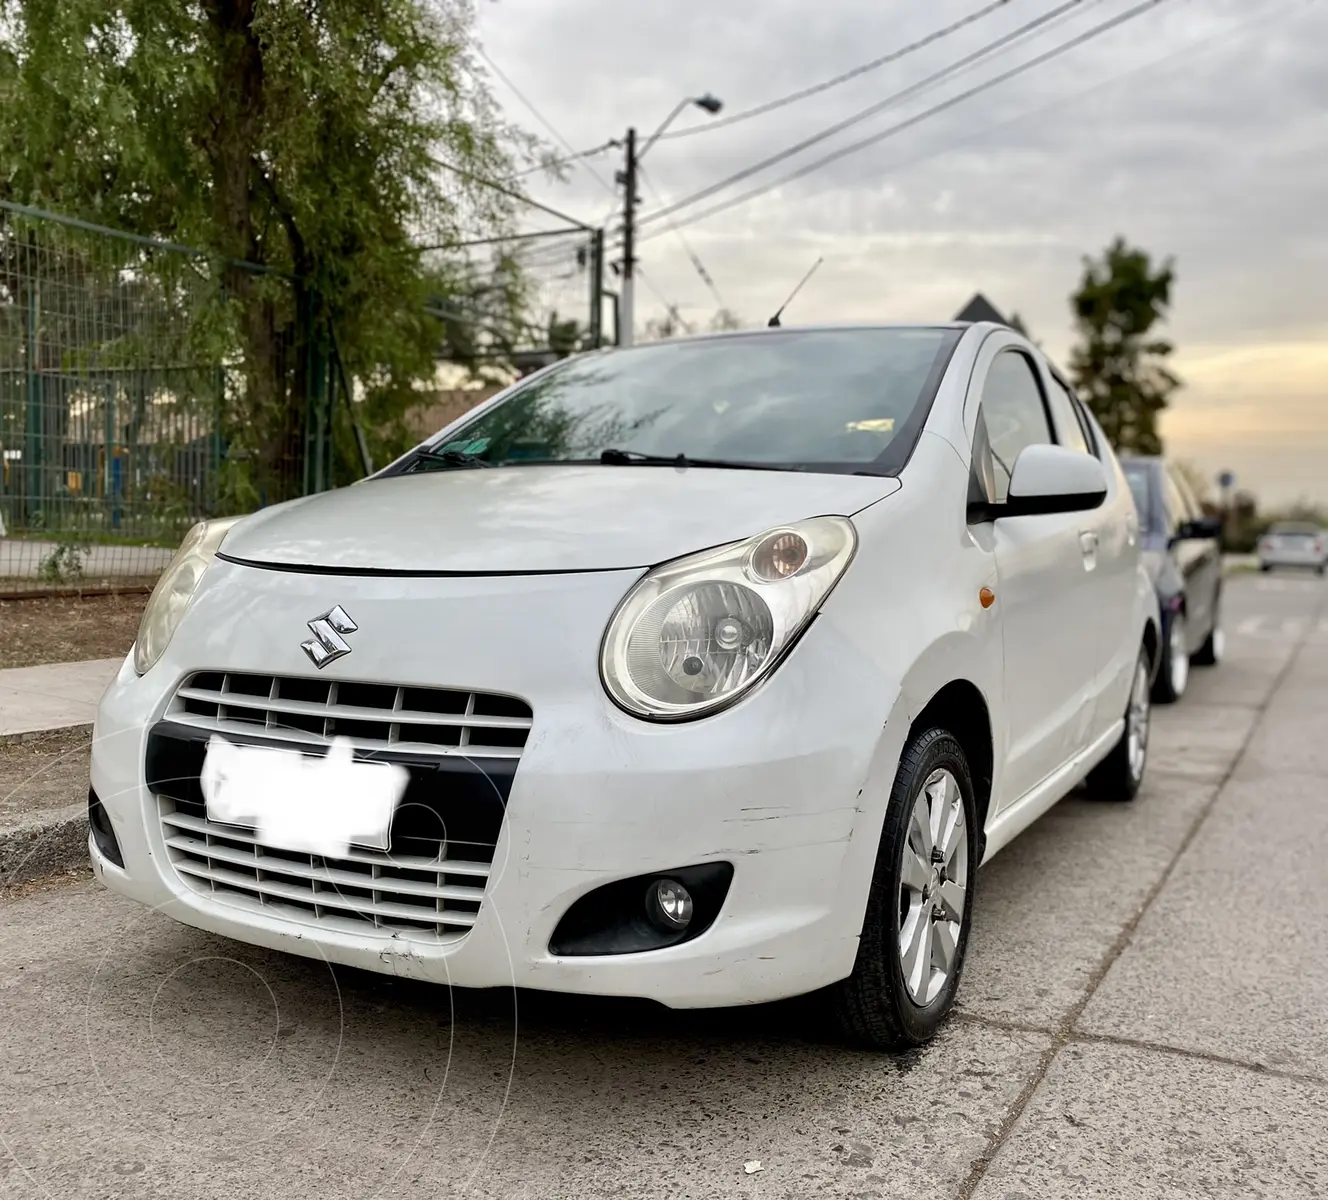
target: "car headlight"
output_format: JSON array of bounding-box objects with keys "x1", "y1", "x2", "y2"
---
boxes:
[
  {"x1": 133, "y1": 517, "x2": 242, "y2": 676},
  {"x1": 600, "y1": 516, "x2": 857, "y2": 721}
]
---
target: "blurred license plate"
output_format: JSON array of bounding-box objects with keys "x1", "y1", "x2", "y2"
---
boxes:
[{"x1": 200, "y1": 735, "x2": 408, "y2": 856}]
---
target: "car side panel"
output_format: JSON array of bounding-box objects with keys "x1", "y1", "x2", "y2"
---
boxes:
[
  {"x1": 1087, "y1": 419, "x2": 1157, "y2": 730},
  {"x1": 1165, "y1": 467, "x2": 1219, "y2": 647},
  {"x1": 1029, "y1": 354, "x2": 1139, "y2": 749},
  {"x1": 960, "y1": 330, "x2": 1100, "y2": 807},
  {"x1": 1081, "y1": 436, "x2": 1143, "y2": 739},
  {"x1": 818, "y1": 429, "x2": 1009, "y2": 830}
]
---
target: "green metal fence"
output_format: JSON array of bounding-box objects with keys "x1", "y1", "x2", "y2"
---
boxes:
[
  {"x1": 0, "y1": 202, "x2": 607, "y2": 595},
  {"x1": 0, "y1": 201, "x2": 334, "y2": 593}
]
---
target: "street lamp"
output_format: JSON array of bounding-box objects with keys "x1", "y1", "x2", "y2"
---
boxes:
[
  {"x1": 619, "y1": 93, "x2": 724, "y2": 346},
  {"x1": 637, "y1": 93, "x2": 724, "y2": 162}
]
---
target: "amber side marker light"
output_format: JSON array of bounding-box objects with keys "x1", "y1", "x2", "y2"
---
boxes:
[{"x1": 979, "y1": 587, "x2": 996, "y2": 609}]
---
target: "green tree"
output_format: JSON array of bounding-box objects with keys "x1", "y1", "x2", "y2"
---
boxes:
[
  {"x1": 1068, "y1": 236, "x2": 1180, "y2": 455},
  {"x1": 0, "y1": 0, "x2": 533, "y2": 499},
  {"x1": 546, "y1": 311, "x2": 585, "y2": 358},
  {"x1": 709, "y1": 308, "x2": 743, "y2": 333}
]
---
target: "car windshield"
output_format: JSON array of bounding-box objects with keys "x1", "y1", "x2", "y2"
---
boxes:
[
  {"x1": 1269, "y1": 522, "x2": 1320, "y2": 536},
  {"x1": 1121, "y1": 462, "x2": 1154, "y2": 529},
  {"x1": 407, "y1": 327, "x2": 961, "y2": 475}
]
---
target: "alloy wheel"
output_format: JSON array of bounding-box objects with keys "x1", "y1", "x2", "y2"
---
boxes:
[
  {"x1": 898, "y1": 768, "x2": 969, "y2": 1006},
  {"x1": 1127, "y1": 657, "x2": 1151, "y2": 784},
  {"x1": 1169, "y1": 614, "x2": 1189, "y2": 696}
]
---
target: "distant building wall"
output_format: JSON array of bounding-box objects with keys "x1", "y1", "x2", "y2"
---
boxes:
[{"x1": 407, "y1": 387, "x2": 503, "y2": 438}]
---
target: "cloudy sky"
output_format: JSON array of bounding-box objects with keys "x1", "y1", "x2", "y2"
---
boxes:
[{"x1": 474, "y1": 0, "x2": 1327, "y2": 506}]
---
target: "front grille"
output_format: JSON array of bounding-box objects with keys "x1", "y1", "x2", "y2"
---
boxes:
[
  {"x1": 159, "y1": 804, "x2": 490, "y2": 941},
  {"x1": 150, "y1": 672, "x2": 532, "y2": 942},
  {"x1": 166, "y1": 671, "x2": 533, "y2": 758}
]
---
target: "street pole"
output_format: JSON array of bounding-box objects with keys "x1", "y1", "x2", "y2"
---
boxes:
[
  {"x1": 619, "y1": 127, "x2": 637, "y2": 347},
  {"x1": 588, "y1": 227, "x2": 604, "y2": 349}
]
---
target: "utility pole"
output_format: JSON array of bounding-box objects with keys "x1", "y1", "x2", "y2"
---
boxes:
[
  {"x1": 587, "y1": 227, "x2": 604, "y2": 349},
  {"x1": 619, "y1": 127, "x2": 638, "y2": 347},
  {"x1": 613, "y1": 95, "x2": 722, "y2": 348}
]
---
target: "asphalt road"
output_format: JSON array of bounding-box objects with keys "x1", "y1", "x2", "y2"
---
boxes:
[{"x1": 2, "y1": 571, "x2": 1327, "y2": 1199}]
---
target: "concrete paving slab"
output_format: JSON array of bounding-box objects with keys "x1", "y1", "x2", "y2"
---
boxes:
[
  {"x1": 0, "y1": 658, "x2": 121, "y2": 738},
  {"x1": 961, "y1": 770, "x2": 1221, "y2": 1031},
  {"x1": 0, "y1": 881, "x2": 1055, "y2": 1200},
  {"x1": 1076, "y1": 765, "x2": 1328, "y2": 1077},
  {"x1": 970, "y1": 1041, "x2": 1328, "y2": 1199},
  {"x1": 1146, "y1": 700, "x2": 1260, "y2": 783}
]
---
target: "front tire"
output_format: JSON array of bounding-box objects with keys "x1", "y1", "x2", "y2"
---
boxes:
[
  {"x1": 832, "y1": 728, "x2": 978, "y2": 1051},
  {"x1": 1151, "y1": 611, "x2": 1189, "y2": 703},
  {"x1": 1086, "y1": 646, "x2": 1151, "y2": 802},
  {"x1": 1192, "y1": 595, "x2": 1223, "y2": 667}
]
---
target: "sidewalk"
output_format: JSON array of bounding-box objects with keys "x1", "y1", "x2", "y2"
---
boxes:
[
  {"x1": 0, "y1": 657, "x2": 123, "y2": 741},
  {"x1": 0, "y1": 658, "x2": 120, "y2": 885}
]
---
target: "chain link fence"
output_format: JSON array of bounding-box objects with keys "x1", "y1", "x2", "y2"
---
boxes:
[
  {"x1": 0, "y1": 201, "x2": 335, "y2": 594},
  {"x1": 0, "y1": 203, "x2": 606, "y2": 597}
]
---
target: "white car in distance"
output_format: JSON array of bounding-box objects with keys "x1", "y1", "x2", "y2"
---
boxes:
[
  {"x1": 1258, "y1": 521, "x2": 1328, "y2": 575},
  {"x1": 89, "y1": 322, "x2": 1159, "y2": 1051}
]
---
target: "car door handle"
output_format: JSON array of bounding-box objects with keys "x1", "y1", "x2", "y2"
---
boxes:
[{"x1": 1079, "y1": 530, "x2": 1099, "y2": 571}]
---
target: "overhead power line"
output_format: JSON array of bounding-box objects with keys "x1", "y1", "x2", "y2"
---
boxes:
[
  {"x1": 638, "y1": 0, "x2": 1098, "y2": 230},
  {"x1": 476, "y1": 46, "x2": 618, "y2": 196},
  {"x1": 638, "y1": 164, "x2": 729, "y2": 311},
  {"x1": 638, "y1": 0, "x2": 1175, "y2": 238},
  {"x1": 435, "y1": 158, "x2": 595, "y2": 230},
  {"x1": 474, "y1": 47, "x2": 695, "y2": 329},
  {"x1": 513, "y1": 140, "x2": 619, "y2": 179},
  {"x1": 657, "y1": 0, "x2": 1017, "y2": 141},
  {"x1": 654, "y1": 0, "x2": 1304, "y2": 237}
]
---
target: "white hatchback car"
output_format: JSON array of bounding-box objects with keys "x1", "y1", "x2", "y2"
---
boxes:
[
  {"x1": 89, "y1": 322, "x2": 1159, "y2": 1050},
  {"x1": 1258, "y1": 521, "x2": 1328, "y2": 575}
]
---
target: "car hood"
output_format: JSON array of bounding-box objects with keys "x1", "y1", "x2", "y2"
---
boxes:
[{"x1": 218, "y1": 466, "x2": 901, "y2": 574}]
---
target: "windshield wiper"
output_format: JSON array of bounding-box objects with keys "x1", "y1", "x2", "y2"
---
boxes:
[
  {"x1": 414, "y1": 447, "x2": 494, "y2": 469},
  {"x1": 598, "y1": 448, "x2": 794, "y2": 472}
]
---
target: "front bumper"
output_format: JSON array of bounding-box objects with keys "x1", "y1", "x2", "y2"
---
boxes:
[{"x1": 90, "y1": 560, "x2": 902, "y2": 1008}]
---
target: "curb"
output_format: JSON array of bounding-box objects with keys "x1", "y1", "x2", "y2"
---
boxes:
[
  {"x1": 0, "y1": 583, "x2": 154, "y2": 601},
  {"x1": 0, "y1": 722, "x2": 93, "y2": 749},
  {"x1": 0, "y1": 802, "x2": 88, "y2": 890}
]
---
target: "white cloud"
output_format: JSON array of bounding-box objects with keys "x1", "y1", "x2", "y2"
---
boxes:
[{"x1": 476, "y1": 0, "x2": 1328, "y2": 501}]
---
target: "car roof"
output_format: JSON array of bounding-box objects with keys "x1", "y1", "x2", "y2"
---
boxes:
[
  {"x1": 589, "y1": 320, "x2": 1083, "y2": 398},
  {"x1": 605, "y1": 321, "x2": 976, "y2": 351}
]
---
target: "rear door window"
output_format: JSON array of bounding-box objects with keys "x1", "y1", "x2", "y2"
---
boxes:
[
  {"x1": 1045, "y1": 377, "x2": 1089, "y2": 455},
  {"x1": 1122, "y1": 464, "x2": 1153, "y2": 528},
  {"x1": 1162, "y1": 471, "x2": 1191, "y2": 535}
]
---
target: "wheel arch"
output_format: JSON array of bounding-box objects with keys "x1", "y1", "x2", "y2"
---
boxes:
[
  {"x1": 1142, "y1": 615, "x2": 1161, "y2": 681},
  {"x1": 907, "y1": 679, "x2": 995, "y2": 854}
]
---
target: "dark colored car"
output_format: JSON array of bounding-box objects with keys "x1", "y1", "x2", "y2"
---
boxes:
[{"x1": 1120, "y1": 456, "x2": 1224, "y2": 703}]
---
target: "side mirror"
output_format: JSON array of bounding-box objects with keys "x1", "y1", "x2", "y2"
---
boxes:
[
  {"x1": 1176, "y1": 516, "x2": 1223, "y2": 541},
  {"x1": 1001, "y1": 444, "x2": 1108, "y2": 518}
]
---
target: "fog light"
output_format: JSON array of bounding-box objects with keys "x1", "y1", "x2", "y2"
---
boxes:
[{"x1": 645, "y1": 878, "x2": 694, "y2": 931}]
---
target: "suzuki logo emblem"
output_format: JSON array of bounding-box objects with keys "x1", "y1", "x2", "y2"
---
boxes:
[{"x1": 301, "y1": 605, "x2": 358, "y2": 669}]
